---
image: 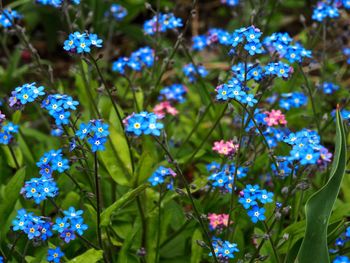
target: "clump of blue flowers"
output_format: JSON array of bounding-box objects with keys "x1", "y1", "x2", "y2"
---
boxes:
[
  {"x1": 263, "y1": 32, "x2": 312, "y2": 63},
  {"x1": 76, "y1": 120, "x2": 109, "y2": 152},
  {"x1": 148, "y1": 166, "x2": 176, "y2": 189},
  {"x1": 105, "y1": 4, "x2": 128, "y2": 21},
  {"x1": 220, "y1": 0, "x2": 239, "y2": 7},
  {"x1": 159, "y1": 84, "x2": 188, "y2": 103},
  {"x1": 320, "y1": 82, "x2": 339, "y2": 94},
  {"x1": 53, "y1": 207, "x2": 88, "y2": 243},
  {"x1": 36, "y1": 149, "x2": 70, "y2": 175},
  {"x1": 63, "y1": 32, "x2": 103, "y2": 54},
  {"x1": 143, "y1": 13, "x2": 183, "y2": 35},
  {"x1": 183, "y1": 63, "x2": 208, "y2": 82},
  {"x1": 282, "y1": 129, "x2": 332, "y2": 166},
  {"x1": 21, "y1": 176, "x2": 59, "y2": 204},
  {"x1": 312, "y1": 1, "x2": 340, "y2": 22},
  {"x1": 9, "y1": 82, "x2": 45, "y2": 108},
  {"x1": 239, "y1": 184, "x2": 273, "y2": 223},
  {"x1": 41, "y1": 94, "x2": 79, "y2": 125},
  {"x1": 12, "y1": 209, "x2": 53, "y2": 240},
  {"x1": 112, "y1": 46, "x2": 154, "y2": 74},
  {"x1": 124, "y1": 112, "x2": 164, "y2": 136},
  {"x1": 207, "y1": 163, "x2": 248, "y2": 192},
  {"x1": 278, "y1": 92, "x2": 308, "y2": 110},
  {"x1": 0, "y1": 122, "x2": 18, "y2": 145},
  {"x1": 0, "y1": 9, "x2": 22, "y2": 28},
  {"x1": 192, "y1": 28, "x2": 232, "y2": 51},
  {"x1": 36, "y1": 0, "x2": 80, "y2": 8},
  {"x1": 210, "y1": 238, "x2": 239, "y2": 260}
]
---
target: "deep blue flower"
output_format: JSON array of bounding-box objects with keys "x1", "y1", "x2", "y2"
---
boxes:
[
  {"x1": 247, "y1": 206, "x2": 266, "y2": 223},
  {"x1": 47, "y1": 247, "x2": 64, "y2": 263}
]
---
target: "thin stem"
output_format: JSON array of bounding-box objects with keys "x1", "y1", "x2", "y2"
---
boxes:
[
  {"x1": 21, "y1": 240, "x2": 30, "y2": 263},
  {"x1": 8, "y1": 144, "x2": 20, "y2": 169},
  {"x1": 94, "y1": 152, "x2": 103, "y2": 249},
  {"x1": 263, "y1": 221, "x2": 279, "y2": 262},
  {"x1": 298, "y1": 64, "x2": 321, "y2": 135},
  {"x1": 184, "y1": 104, "x2": 228, "y2": 167},
  {"x1": 153, "y1": 136, "x2": 218, "y2": 263},
  {"x1": 155, "y1": 187, "x2": 163, "y2": 263}
]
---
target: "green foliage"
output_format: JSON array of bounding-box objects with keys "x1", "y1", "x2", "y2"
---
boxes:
[{"x1": 296, "y1": 110, "x2": 347, "y2": 263}]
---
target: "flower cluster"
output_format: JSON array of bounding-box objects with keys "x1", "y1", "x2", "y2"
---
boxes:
[
  {"x1": 320, "y1": 82, "x2": 339, "y2": 94},
  {"x1": 0, "y1": 122, "x2": 18, "y2": 145},
  {"x1": 148, "y1": 166, "x2": 176, "y2": 189},
  {"x1": 53, "y1": 207, "x2": 88, "y2": 243},
  {"x1": 153, "y1": 101, "x2": 178, "y2": 118},
  {"x1": 210, "y1": 238, "x2": 239, "y2": 260},
  {"x1": 76, "y1": 120, "x2": 109, "y2": 152},
  {"x1": 208, "y1": 213, "x2": 231, "y2": 231},
  {"x1": 21, "y1": 176, "x2": 59, "y2": 204},
  {"x1": 41, "y1": 94, "x2": 79, "y2": 125},
  {"x1": 221, "y1": 0, "x2": 239, "y2": 6},
  {"x1": 208, "y1": 163, "x2": 248, "y2": 192},
  {"x1": 333, "y1": 256, "x2": 350, "y2": 263},
  {"x1": 278, "y1": 92, "x2": 308, "y2": 110},
  {"x1": 0, "y1": 9, "x2": 22, "y2": 28},
  {"x1": 183, "y1": 63, "x2": 208, "y2": 82},
  {"x1": 47, "y1": 247, "x2": 64, "y2": 263},
  {"x1": 63, "y1": 32, "x2": 103, "y2": 53},
  {"x1": 264, "y1": 109, "x2": 287, "y2": 126},
  {"x1": 312, "y1": 1, "x2": 340, "y2": 22},
  {"x1": 9, "y1": 82, "x2": 45, "y2": 108},
  {"x1": 105, "y1": 4, "x2": 128, "y2": 21},
  {"x1": 263, "y1": 32, "x2": 312, "y2": 63},
  {"x1": 215, "y1": 78, "x2": 257, "y2": 107},
  {"x1": 124, "y1": 112, "x2": 164, "y2": 136},
  {"x1": 143, "y1": 13, "x2": 183, "y2": 35},
  {"x1": 192, "y1": 28, "x2": 232, "y2": 51},
  {"x1": 231, "y1": 26, "x2": 264, "y2": 56},
  {"x1": 159, "y1": 84, "x2": 188, "y2": 103},
  {"x1": 282, "y1": 130, "x2": 332, "y2": 166},
  {"x1": 37, "y1": 149, "x2": 70, "y2": 175},
  {"x1": 12, "y1": 209, "x2": 53, "y2": 240},
  {"x1": 239, "y1": 184, "x2": 273, "y2": 223},
  {"x1": 212, "y1": 140, "x2": 239, "y2": 156},
  {"x1": 36, "y1": 0, "x2": 80, "y2": 7},
  {"x1": 112, "y1": 46, "x2": 154, "y2": 74}
]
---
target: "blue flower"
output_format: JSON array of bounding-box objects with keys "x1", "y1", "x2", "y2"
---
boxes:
[
  {"x1": 247, "y1": 206, "x2": 266, "y2": 223},
  {"x1": 239, "y1": 193, "x2": 257, "y2": 209},
  {"x1": 210, "y1": 238, "x2": 239, "y2": 259},
  {"x1": 333, "y1": 256, "x2": 350, "y2": 263},
  {"x1": 183, "y1": 63, "x2": 208, "y2": 82},
  {"x1": 0, "y1": 9, "x2": 22, "y2": 28},
  {"x1": 92, "y1": 121, "x2": 110, "y2": 138},
  {"x1": 88, "y1": 136, "x2": 107, "y2": 152},
  {"x1": 70, "y1": 217, "x2": 88, "y2": 235},
  {"x1": 47, "y1": 247, "x2": 64, "y2": 263},
  {"x1": 60, "y1": 229, "x2": 76, "y2": 243},
  {"x1": 24, "y1": 222, "x2": 41, "y2": 239},
  {"x1": 148, "y1": 166, "x2": 176, "y2": 187},
  {"x1": 63, "y1": 207, "x2": 84, "y2": 220},
  {"x1": 76, "y1": 122, "x2": 92, "y2": 139},
  {"x1": 53, "y1": 217, "x2": 70, "y2": 233},
  {"x1": 89, "y1": 33, "x2": 103, "y2": 48}
]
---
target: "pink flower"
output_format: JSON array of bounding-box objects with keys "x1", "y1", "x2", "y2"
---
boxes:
[
  {"x1": 208, "y1": 213, "x2": 231, "y2": 230},
  {"x1": 212, "y1": 140, "x2": 239, "y2": 156},
  {"x1": 153, "y1": 101, "x2": 178, "y2": 119},
  {"x1": 264, "y1": 109, "x2": 287, "y2": 126}
]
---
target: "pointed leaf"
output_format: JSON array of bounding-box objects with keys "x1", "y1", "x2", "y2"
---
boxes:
[{"x1": 296, "y1": 110, "x2": 347, "y2": 263}]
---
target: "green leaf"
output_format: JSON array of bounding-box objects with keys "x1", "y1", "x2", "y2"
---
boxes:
[
  {"x1": 191, "y1": 229, "x2": 203, "y2": 263},
  {"x1": 0, "y1": 167, "x2": 26, "y2": 232},
  {"x1": 296, "y1": 110, "x2": 347, "y2": 263},
  {"x1": 100, "y1": 183, "x2": 148, "y2": 226},
  {"x1": 99, "y1": 125, "x2": 132, "y2": 186},
  {"x1": 67, "y1": 248, "x2": 103, "y2": 263}
]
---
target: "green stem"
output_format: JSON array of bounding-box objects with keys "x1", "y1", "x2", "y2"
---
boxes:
[
  {"x1": 8, "y1": 144, "x2": 20, "y2": 169},
  {"x1": 94, "y1": 152, "x2": 103, "y2": 249},
  {"x1": 153, "y1": 136, "x2": 219, "y2": 263}
]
